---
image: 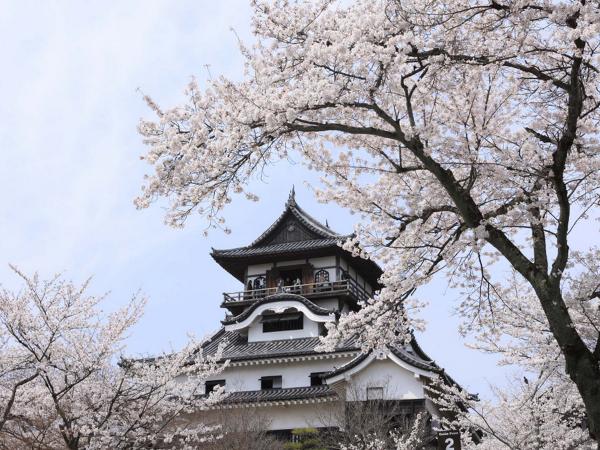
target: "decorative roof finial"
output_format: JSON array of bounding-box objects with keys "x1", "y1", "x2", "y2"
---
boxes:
[
  {"x1": 286, "y1": 185, "x2": 296, "y2": 206},
  {"x1": 326, "y1": 219, "x2": 330, "y2": 228}
]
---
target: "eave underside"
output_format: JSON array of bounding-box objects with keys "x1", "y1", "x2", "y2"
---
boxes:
[{"x1": 212, "y1": 244, "x2": 382, "y2": 288}]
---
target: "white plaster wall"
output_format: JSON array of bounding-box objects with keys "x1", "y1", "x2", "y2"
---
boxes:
[
  {"x1": 248, "y1": 314, "x2": 320, "y2": 342},
  {"x1": 205, "y1": 357, "x2": 355, "y2": 394},
  {"x1": 197, "y1": 402, "x2": 342, "y2": 430},
  {"x1": 425, "y1": 398, "x2": 441, "y2": 419},
  {"x1": 356, "y1": 272, "x2": 365, "y2": 290},
  {"x1": 308, "y1": 256, "x2": 336, "y2": 280},
  {"x1": 345, "y1": 359, "x2": 425, "y2": 401},
  {"x1": 340, "y1": 258, "x2": 349, "y2": 272},
  {"x1": 309, "y1": 256, "x2": 335, "y2": 267},
  {"x1": 247, "y1": 263, "x2": 272, "y2": 276},
  {"x1": 261, "y1": 402, "x2": 342, "y2": 430},
  {"x1": 339, "y1": 257, "x2": 374, "y2": 295},
  {"x1": 347, "y1": 264, "x2": 356, "y2": 280},
  {"x1": 314, "y1": 298, "x2": 338, "y2": 310},
  {"x1": 277, "y1": 259, "x2": 306, "y2": 267}
]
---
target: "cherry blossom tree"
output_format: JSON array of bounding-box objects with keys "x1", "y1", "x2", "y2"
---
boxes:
[
  {"x1": 136, "y1": 0, "x2": 600, "y2": 444},
  {"x1": 0, "y1": 266, "x2": 224, "y2": 449},
  {"x1": 338, "y1": 412, "x2": 431, "y2": 450},
  {"x1": 429, "y1": 265, "x2": 598, "y2": 448},
  {"x1": 430, "y1": 367, "x2": 594, "y2": 449}
]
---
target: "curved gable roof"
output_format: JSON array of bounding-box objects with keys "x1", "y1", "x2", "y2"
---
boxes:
[
  {"x1": 221, "y1": 293, "x2": 336, "y2": 326},
  {"x1": 324, "y1": 343, "x2": 439, "y2": 380}
]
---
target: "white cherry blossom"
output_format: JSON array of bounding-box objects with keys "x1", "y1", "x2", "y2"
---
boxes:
[
  {"x1": 0, "y1": 266, "x2": 224, "y2": 449},
  {"x1": 137, "y1": 0, "x2": 600, "y2": 444}
]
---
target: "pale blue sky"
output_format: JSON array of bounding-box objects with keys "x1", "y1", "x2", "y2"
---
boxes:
[{"x1": 0, "y1": 1, "x2": 509, "y2": 398}]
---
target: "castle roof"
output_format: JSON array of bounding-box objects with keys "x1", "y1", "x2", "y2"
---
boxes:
[
  {"x1": 211, "y1": 190, "x2": 382, "y2": 286},
  {"x1": 323, "y1": 341, "x2": 440, "y2": 380},
  {"x1": 201, "y1": 328, "x2": 356, "y2": 363},
  {"x1": 216, "y1": 385, "x2": 338, "y2": 407},
  {"x1": 200, "y1": 327, "x2": 437, "y2": 374}
]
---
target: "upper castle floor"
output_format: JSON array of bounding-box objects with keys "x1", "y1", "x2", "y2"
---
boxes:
[{"x1": 211, "y1": 189, "x2": 382, "y2": 318}]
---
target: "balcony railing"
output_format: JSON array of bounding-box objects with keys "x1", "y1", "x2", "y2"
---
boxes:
[{"x1": 222, "y1": 279, "x2": 370, "y2": 305}]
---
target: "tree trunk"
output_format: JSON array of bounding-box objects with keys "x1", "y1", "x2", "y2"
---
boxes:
[
  {"x1": 564, "y1": 348, "x2": 600, "y2": 446},
  {"x1": 538, "y1": 287, "x2": 600, "y2": 446}
]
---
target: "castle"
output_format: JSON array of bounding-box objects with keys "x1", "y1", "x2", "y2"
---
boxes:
[{"x1": 198, "y1": 191, "x2": 458, "y2": 442}]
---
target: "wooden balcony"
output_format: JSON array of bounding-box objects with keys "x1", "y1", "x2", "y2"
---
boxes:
[{"x1": 221, "y1": 279, "x2": 370, "y2": 308}]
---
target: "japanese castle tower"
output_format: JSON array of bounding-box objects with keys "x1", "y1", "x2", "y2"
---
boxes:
[{"x1": 199, "y1": 191, "x2": 457, "y2": 438}]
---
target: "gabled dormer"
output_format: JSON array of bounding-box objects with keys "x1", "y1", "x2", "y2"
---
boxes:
[{"x1": 211, "y1": 190, "x2": 383, "y2": 319}]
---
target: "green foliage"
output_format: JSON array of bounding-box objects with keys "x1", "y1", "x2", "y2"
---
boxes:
[{"x1": 283, "y1": 428, "x2": 326, "y2": 450}]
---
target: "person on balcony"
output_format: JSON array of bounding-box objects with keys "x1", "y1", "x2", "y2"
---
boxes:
[
  {"x1": 292, "y1": 277, "x2": 301, "y2": 294},
  {"x1": 245, "y1": 280, "x2": 253, "y2": 300},
  {"x1": 253, "y1": 277, "x2": 266, "y2": 298}
]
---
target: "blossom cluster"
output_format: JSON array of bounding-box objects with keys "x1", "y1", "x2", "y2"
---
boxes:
[
  {"x1": 0, "y1": 266, "x2": 224, "y2": 449},
  {"x1": 137, "y1": 0, "x2": 600, "y2": 445}
]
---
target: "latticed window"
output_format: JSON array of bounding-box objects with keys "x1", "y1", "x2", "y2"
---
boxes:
[
  {"x1": 314, "y1": 269, "x2": 330, "y2": 283},
  {"x1": 262, "y1": 313, "x2": 303, "y2": 332}
]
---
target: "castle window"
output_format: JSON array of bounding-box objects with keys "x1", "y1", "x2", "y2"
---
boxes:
[
  {"x1": 260, "y1": 375, "x2": 282, "y2": 390},
  {"x1": 278, "y1": 269, "x2": 303, "y2": 287},
  {"x1": 253, "y1": 276, "x2": 266, "y2": 290},
  {"x1": 366, "y1": 386, "x2": 384, "y2": 400},
  {"x1": 262, "y1": 313, "x2": 303, "y2": 333},
  {"x1": 205, "y1": 379, "x2": 225, "y2": 394},
  {"x1": 310, "y1": 372, "x2": 327, "y2": 386},
  {"x1": 314, "y1": 269, "x2": 330, "y2": 283}
]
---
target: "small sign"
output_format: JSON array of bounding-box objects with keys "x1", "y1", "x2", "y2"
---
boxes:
[{"x1": 437, "y1": 430, "x2": 461, "y2": 450}]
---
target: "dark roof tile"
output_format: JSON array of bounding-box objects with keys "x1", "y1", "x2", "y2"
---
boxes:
[
  {"x1": 201, "y1": 329, "x2": 356, "y2": 362},
  {"x1": 212, "y1": 238, "x2": 345, "y2": 258},
  {"x1": 219, "y1": 385, "x2": 337, "y2": 405}
]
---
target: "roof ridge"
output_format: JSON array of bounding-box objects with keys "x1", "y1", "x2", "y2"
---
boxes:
[
  {"x1": 408, "y1": 333, "x2": 434, "y2": 362},
  {"x1": 290, "y1": 203, "x2": 341, "y2": 238},
  {"x1": 248, "y1": 203, "x2": 291, "y2": 247}
]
